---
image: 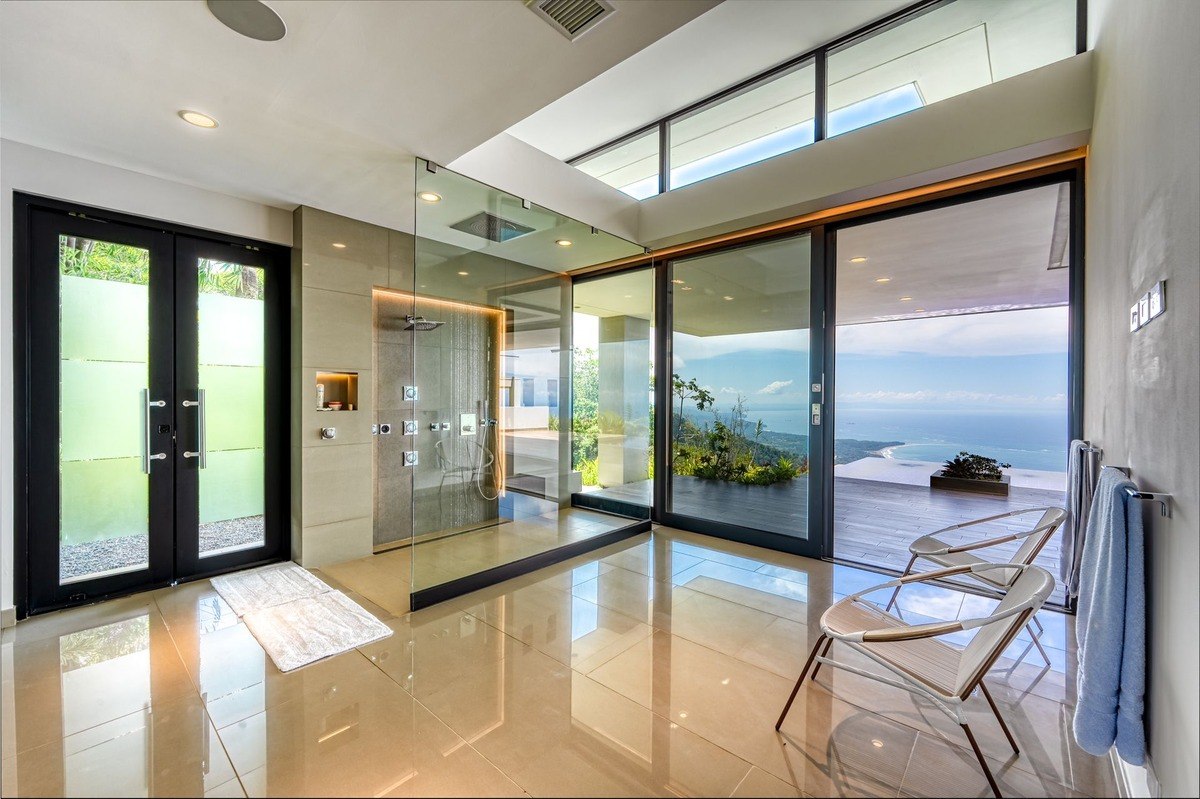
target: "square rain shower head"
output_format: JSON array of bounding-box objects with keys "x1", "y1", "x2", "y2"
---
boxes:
[{"x1": 450, "y1": 211, "x2": 536, "y2": 243}]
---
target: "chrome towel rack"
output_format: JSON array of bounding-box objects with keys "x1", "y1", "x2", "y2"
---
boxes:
[{"x1": 1102, "y1": 465, "x2": 1172, "y2": 517}]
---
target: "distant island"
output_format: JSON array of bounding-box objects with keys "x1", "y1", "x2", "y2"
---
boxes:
[{"x1": 757, "y1": 430, "x2": 905, "y2": 465}]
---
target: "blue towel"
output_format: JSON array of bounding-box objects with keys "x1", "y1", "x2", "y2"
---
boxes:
[{"x1": 1074, "y1": 467, "x2": 1146, "y2": 765}]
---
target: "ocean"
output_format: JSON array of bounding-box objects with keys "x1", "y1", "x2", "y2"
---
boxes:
[{"x1": 747, "y1": 406, "x2": 1068, "y2": 472}]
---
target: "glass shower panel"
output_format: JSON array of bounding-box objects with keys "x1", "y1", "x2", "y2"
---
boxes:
[{"x1": 408, "y1": 161, "x2": 642, "y2": 599}]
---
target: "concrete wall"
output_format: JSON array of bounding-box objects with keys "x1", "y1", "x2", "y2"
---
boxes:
[
  {"x1": 1085, "y1": 0, "x2": 1200, "y2": 795},
  {"x1": 0, "y1": 139, "x2": 292, "y2": 624},
  {"x1": 637, "y1": 52, "x2": 1095, "y2": 247}
]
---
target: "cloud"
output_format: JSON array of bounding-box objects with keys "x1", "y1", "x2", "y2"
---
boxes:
[
  {"x1": 719, "y1": 386, "x2": 740, "y2": 395},
  {"x1": 838, "y1": 389, "x2": 1067, "y2": 406},
  {"x1": 757, "y1": 380, "x2": 794, "y2": 395},
  {"x1": 837, "y1": 307, "x2": 1068, "y2": 357}
]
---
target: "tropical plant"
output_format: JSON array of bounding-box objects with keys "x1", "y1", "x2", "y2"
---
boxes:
[
  {"x1": 579, "y1": 457, "x2": 600, "y2": 487},
  {"x1": 940, "y1": 451, "x2": 1011, "y2": 482},
  {"x1": 672, "y1": 373, "x2": 714, "y2": 434}
]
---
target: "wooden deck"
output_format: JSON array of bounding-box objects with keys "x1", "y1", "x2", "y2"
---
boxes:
[{"x1": 582, "y1": 475, "x2": 1067, "y2": 604}]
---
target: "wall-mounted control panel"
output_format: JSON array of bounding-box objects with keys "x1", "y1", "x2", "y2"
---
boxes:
[
  {"x1": 460, "y1": 413, "x2": 477, "y2": 436},
  {"x1": 1130, "y1": 280, "x2": 1166, "y2": 332}
]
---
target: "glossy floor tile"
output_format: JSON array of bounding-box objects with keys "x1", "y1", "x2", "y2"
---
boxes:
[{"x1": 1, "y1": 525, "x2": 1110, "y2": 798}]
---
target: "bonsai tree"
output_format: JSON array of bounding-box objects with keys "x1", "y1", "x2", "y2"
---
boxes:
[{"x1": 940, "y1": 451, "x2": 1012, "y2": 482}]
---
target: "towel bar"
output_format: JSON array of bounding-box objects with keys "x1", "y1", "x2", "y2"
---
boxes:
[
  {"x1": 1124, "y1": 487, "x2": 1172, "y2": 518},
  {"x1": 1101, "y1": 465, "x2": 1172, "y2": 517}
]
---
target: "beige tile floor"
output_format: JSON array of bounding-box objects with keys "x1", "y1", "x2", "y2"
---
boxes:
[{"x1": 1, "y1": 526, "x2": 1113, "y2": 798}]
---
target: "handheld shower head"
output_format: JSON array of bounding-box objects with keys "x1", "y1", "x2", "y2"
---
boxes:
[{"x1": 403, "y1": 314, "x2": 444, "y2": 331}]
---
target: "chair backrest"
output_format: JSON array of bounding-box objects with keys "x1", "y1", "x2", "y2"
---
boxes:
[
  {"x1": 434, "y1": 438, "x2": 452, "y2": 471},
  {"x1": 1009, "y1": 507, "x2": 1067, "y2": 566},
  {"x1": 954, "y1": 564, "x2": 1055, "y2": 697}
]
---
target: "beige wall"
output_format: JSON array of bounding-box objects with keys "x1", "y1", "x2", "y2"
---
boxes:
[
  {"x1": 1085, "y1": 0, "x2": 1200, "y2": 795},
  {"x1": 290, "y1": 206, "x2": 414, "y2": 567}
]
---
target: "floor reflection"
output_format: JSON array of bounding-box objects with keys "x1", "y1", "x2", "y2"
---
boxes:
[{"x1": 2, "y1": 526, "x2": 1108, "y2": 798}]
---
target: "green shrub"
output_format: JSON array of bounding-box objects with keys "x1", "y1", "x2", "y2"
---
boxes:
[
  {"x1": 579, "y1": 458, "x2": 600, "y2": 487},
  {"x1": 940, "y1": 451, "x2": 1010, "y2": 481}
]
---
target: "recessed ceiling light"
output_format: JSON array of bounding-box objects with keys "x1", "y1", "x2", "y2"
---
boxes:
[
  {"x1": 671, "y1": 279, "x2": 685, "y2": 284},
  {"x1": 178, "y1": 110, "x2": 219, "y2": 129},
  {"x1": 680, "y1": 286, "x2": 693, "y2": 291},
  {"x1": 849, "y1": 256, "x2": 868, "y2": 263},
  {"x1": 331, "y1": 242, "x2": 346, "y2": 249},
  {"x1": 457, "y1": 271, "x2": 469, "y2": 276},
  {"x1": 875, "y1": 277, "x2": 891, "y2": 283},
  {"x1": 417, "y1": 191, "x2": 442, "y2": 203},
  {"x1": 624, "y1": 294, "x2": 632, "y2": 298},
  {"x1": 871, "y1": 739, "x2": 884, "y2": 749},
  {"x1": 899, "y1": 296, "x2": 913, "y2": 301},
  {"x1": 207, "y1": 0, "x2": 286, "y2": 41},
  {"x1": 555, "y1": 239, "x2": 573, "y2": 247},
  {"x1": 723, "y1": 295, "x2": 734, "y2": 301},
  {"x1": 914, "y1": 308, "x2": 926, "y2": 312}
]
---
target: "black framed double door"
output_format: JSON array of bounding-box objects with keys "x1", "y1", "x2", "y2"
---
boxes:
[{"x1": 24, "y1": 203, "x2": 287, "y2": 613}]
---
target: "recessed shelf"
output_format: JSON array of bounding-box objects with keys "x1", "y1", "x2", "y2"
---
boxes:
[{"x1": 316, "y1": 371, "x2": 359, "y2": 411}]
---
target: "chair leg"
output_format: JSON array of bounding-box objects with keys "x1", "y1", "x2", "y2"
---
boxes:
[
  {"x1": 1026, "y1": 622, "x2": 1052, "y2": 667},
  {"x1": 885, "y1": 555, "x2": 917, "y2": 612},
  {"x1": 775, "y1": 634, "x2": 825, "y2": 730},
  {"x1": 962, "y1": 721, "x2": 1003, "y2": 799},
  {"x1": 979, "y1": 681, "x2": 1020, "y2": 754},
  {"x1": 1032, "y1": 615, "x2": 1044, "y2": 635},
  {"x1": 809, "y1": 636, "x2": 834, "y2": 680}
]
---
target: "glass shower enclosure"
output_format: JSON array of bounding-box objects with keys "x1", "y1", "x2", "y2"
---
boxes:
[{"x1": 377, "y1": 161, "x2": 645, "y2": 608}]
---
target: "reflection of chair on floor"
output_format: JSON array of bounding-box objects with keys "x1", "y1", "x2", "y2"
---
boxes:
[
  {"x1": 886, "y1": 506, "x2": 1066, "y2": 669},
  {"x1": 777, "y1": 563, "x2": 1055, "y2": 798}
]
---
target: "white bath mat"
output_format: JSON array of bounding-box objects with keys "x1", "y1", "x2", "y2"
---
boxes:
[
  {"x1": 242, "y1": 591, "x2": 392, "y2": 672},
  {"x1": 210, "y1": 562, "x2": 330, "y2": 617}
]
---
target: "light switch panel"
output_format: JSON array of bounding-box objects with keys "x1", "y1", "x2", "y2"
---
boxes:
[
  {"x1": 1138, "y1": 293, "x2": 1151, "y2": 326},
  {"x1": 1149, "y1": 280, "x2": 1166, "y2": 319},
  {"x1": 1130, "y1": 303, "x2": 1142, "y2": 332}
]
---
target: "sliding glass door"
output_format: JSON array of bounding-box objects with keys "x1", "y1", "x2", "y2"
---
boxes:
[{"x1": 660, "y1": 233, "x2": 823, "y2": 555}]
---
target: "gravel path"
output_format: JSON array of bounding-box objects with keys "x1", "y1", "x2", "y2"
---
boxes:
[{"x1": 59, "y1": 515, "x2": 265, "y2": 583}]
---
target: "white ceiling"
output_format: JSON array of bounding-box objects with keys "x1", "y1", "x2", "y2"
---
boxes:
[
  {"x1": 0, "y1": 0, "x2": 716, "y2": 233},
  {"x1": 506, "y1": 0, "x2": 910, "y2": 161}
]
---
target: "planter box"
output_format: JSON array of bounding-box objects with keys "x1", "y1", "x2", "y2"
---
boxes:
[{"x1": 930, "y1": 470, "x2": 1010, "y2": 496}]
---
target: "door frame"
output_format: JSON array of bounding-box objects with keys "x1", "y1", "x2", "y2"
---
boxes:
[
  {"x1": 12, "y1": 193, "x2": 291, "y2": 618},
  {"x1": 820, "y1": 165, "x2": 1086, "y2": 577},
  {"x1": 653, "y1": 230, "x2": 827, "y2": 559}
]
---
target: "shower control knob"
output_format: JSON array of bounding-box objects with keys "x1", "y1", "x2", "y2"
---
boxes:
[
  {"x1": 402, "y1": 420, "x2": 418, "y2": 435},
  {"x1": 402, "y1": 385, "x2": 419, "y2": 401},
  {"x1": 378, "y1": 423, "x2": 392, "y2": 435},
  {"x1": 402, "y1": 451, "x2": 419, "y2": 467},
  {"x1": 321, "y1": 427, "x2": 337, "y2": 440}
]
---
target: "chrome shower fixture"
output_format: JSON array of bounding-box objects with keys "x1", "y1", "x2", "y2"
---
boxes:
[{"x1": 403, "y1": 315, "x2": 444, "y2": 331}]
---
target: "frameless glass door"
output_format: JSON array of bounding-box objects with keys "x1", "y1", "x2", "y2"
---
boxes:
[{"x1": 663, "y1": 233, "x2": 821, "y2": 555}]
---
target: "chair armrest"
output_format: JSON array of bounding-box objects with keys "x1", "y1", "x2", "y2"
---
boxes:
[
  {"x1": 941, "y1": 519, "x2": 1063, "y2": 555},
  {"x1": 930, "y1": 506, "x2": 1062, "y2": 537}
]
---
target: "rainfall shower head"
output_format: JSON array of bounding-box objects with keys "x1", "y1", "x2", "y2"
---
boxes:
[{"x1": 403, "y1": 315, "x2": 444, "y2": 331}]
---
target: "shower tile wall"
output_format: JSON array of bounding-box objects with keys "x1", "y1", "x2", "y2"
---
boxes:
[{"x1": 373, "y1": 292, "x2": 500, "y2": 549}]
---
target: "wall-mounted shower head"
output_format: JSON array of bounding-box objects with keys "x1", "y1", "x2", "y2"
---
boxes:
[{"x1": 404, "y1": 315, "x2": 444, "y2": 331}]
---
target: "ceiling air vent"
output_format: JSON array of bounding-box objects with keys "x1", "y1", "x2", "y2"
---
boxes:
[
  {"x1": 450, "y1": 212, "x2": 536, "y2": 243},
  {"x1": 528, "y1": 0, "x2": 615, "y2": 42}
]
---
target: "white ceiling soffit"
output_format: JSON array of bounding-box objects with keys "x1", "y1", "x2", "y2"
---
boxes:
[
  {"x1": 506, "y1": 0, "x2": 911, "y2": 161},
  {"x1": 0, "y1": 0, "x2": 716, "y2": 233},
  {"x1": 574, "y1": 184, "x2": 1069, "y2": 337}
]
